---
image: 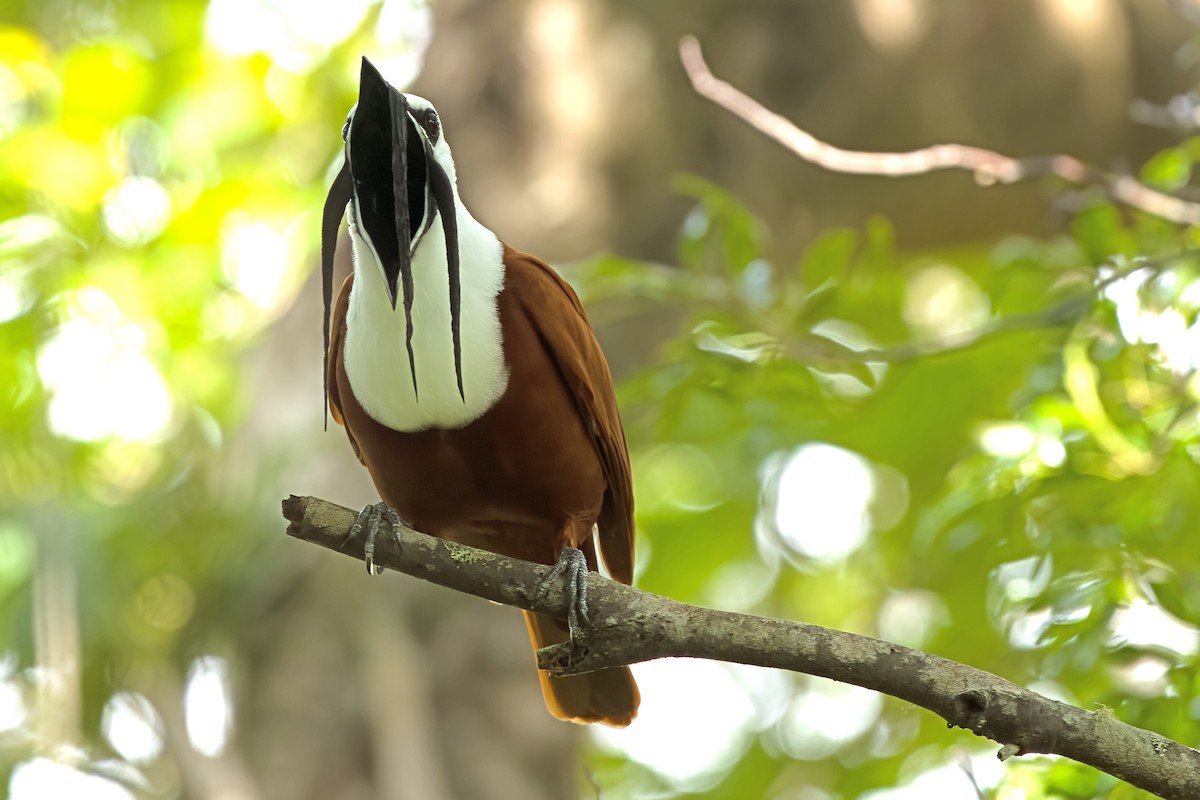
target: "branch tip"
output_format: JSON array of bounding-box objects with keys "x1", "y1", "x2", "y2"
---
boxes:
[
  {"x1": 281, "y1": 495, "x2": 308, "y2": 536},
  {"x1": 998, "y1": 743, "x2": 1023, "y2": 762}
]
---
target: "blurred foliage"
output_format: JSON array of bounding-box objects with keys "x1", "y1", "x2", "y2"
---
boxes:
[
  {"x1": 571, "y1": 174, "x2": 1200, "y2": 797},
  {"x1": 4, "y1": 1, "x2": 1200, "y2": 799},
  {"x1": 0, "y1": 2, "x2": 430, "y2": 797}
]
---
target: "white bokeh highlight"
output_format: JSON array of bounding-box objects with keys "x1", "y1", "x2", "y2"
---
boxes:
[
  {"x1": 591, "y1": 659, "x2": 758, "y2": 788},
  {"x1": 9, "y1": 759, "x2": 133, "y2": 800},
  {"x1": 220, "y1": 217, "x2": 291, "y2": 312},
  {"x1": 205, "y1": 0, "x2": 430, "y2": 80},
  {"x1": 36, "y1": 289, "x2": 172, "y2": 443},
  {"x1": 778, "y1": 679, "x2": 883, "y2": 760},
  {"x1": 1110, "y1": 598, "x2": 1200, "y2": 658},
  {"x1": 102, "y1": 691, "x2": 164, "y2": 764},
  {"x1": 102, "y1": 176, "x2": 171, "y2": 246},
  {"x1": 771, "y1": 444, "x2": 877, "y2": 564},
  {"x1": 1106, "y1": 266, "x2": 1200, "y2": 375},
  {"x1": 184, "y1": 656, "x2": 232, "y2": 758}
]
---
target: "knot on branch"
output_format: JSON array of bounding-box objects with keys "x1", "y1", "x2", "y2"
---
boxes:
[{"x1": 956, "y1": 687, "x2": 989, "y2": 720}]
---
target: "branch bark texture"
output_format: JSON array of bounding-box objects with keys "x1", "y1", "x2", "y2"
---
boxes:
[{"x1": 284, "y1": 495, "x2": 1200, "y2": 799}]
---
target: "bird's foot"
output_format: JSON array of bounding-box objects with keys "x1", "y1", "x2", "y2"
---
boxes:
[
  {"x1": 534, "y1": 547, "x2": 591, "y2": 645},
  {"x1": 344, "y1": 501, "x2": 404, "y2": 575}
]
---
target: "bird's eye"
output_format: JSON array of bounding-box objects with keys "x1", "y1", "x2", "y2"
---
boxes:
[
  {"x1": 341, "y1": 118, "x2": 351, "y2": 141},
  {"x1": 414, "y1": 108, "x2": 440, "y2": 145}
]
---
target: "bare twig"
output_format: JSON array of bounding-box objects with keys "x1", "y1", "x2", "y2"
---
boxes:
[
  {"x1": 954, "y1": 747, "x2": 987, "y2": 800},
  {"x1": 284, "y1": 495, "x2": 1200, "y2": 800},
  {"x1": 677, "y1": 36, "x2": 1200, "y2": 226},
  {"x1": 1129, "y1": 96, "x2": 1200, "y2": 131}
]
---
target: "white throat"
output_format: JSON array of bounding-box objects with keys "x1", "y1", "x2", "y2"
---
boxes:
[{"x1": 343, "y1": 203, "x2": 509, "y2": 431}]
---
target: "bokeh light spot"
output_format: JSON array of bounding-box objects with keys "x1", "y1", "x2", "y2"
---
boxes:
[
  {"x1": 636, "y1": 444, "x2": 726, "y2": 513},
  {"x1": 592, "y1": 659, "x2": 756, "y2": 788},
  {"x1": 220, "y1": 216, "x2": 291, "y2": 313},
  {"x1": 102, "y1": 691, "x2": 164, "y2": 764},
  {"x1": 37, "y1": 289, "x2": 172, "y2": 442},
  {"x1": 102, "y1": 176, "x2": 171, "y2": 246},
  {"x1": 135, "y1": 574, "x2": 195, "y2": 632},
  {"x1": 9, "y1": 759, "x2": 133, "y2": 800},
  {"x1": 778, "y1": 679, "x2": 882, "y2": 760},
  {"x1": 768, "y1": 444, "x2": 891, "y2": 564},
  {"x1": 185, "y1": 656, "x2": 232, "y2": 757},
  {"x1": 904, "y1": 264, "x2": 989, "y2": 339}
]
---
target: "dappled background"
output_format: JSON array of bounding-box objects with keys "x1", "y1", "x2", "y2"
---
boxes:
[{"x1": 4, "y1": 0, "x2": 1200, "y2": 797}]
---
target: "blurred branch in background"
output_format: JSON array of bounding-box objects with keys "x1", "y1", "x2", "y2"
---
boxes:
[
  {"x1": 139, "y1": 670, "x2": 262, "y2": 800},
  {"x1": 285, "y1": 495, "x2": 1200, "y2": 800},
  {"x1": 679, "y1": 36, "x2": 1200, "y2": 226},
  {"x1": 788, "y1": 249, "x2": 1197, "y2": 365}
]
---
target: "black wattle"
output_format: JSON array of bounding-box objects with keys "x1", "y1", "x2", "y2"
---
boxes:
[
  {"x1": 390, "y1": 90, "x2": 418, "y2": 401},
  {"x1": 320, "y1": 160, "x2": 354, "y2": 431},
  {"x1": 426, "y1": 149, "x2": 464, "y2": 402}
]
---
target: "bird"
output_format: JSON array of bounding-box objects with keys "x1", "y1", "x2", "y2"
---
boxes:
[{"x1": 319, "y1": 57, "x2": 640, "y2": 727}]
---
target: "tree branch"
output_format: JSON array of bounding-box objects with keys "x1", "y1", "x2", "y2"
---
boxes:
[
  {"x1": 788, "y1": 288, "x2": 1090, "y2": 365},
  {"x1": 677, "y1": 36, "x2": 1200, "y2": 226},
  {"x1": 788, "y1": 252, "x2": 1188, "y2": 365},
  {"x1": 284, "y1": 495, "x2": 1200, "y2": 800}
]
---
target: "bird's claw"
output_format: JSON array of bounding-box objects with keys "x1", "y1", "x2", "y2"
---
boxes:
[
  {"x1": 345, "y1": 501, "x2": 404, "y2": 575},
  {"x1": 534, "y1": 546, "x2": 591, "y2": 645}
]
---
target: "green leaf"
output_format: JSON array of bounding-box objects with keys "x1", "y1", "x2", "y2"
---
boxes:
[
  {"x1": 864, "y1": 214, "x2": 895, "y2": 268},
  {"x1": 1140, "y1": 147, "x2": 1192, "y2": 192},
  {"x1": 1072, "y1": 203, "x2": 1138, "y2": 263},
  {"x1": 812, "y1": 359, "x2": 878, "y2": 390},
  {"x1": 798, "y1": 227, "x2": 858, "y2": 291},
  {"x1": 673, "y1": 174, "x2": 765, "y2": 276}
]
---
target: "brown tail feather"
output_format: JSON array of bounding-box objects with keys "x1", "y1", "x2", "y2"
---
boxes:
[{"x1": 523, "y1": 611, "x2": 639, "y2": 727}]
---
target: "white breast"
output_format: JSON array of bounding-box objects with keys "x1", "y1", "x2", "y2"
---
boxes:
[{"x1": 342, "y1": 203, "x2": 510, "y2": 431}]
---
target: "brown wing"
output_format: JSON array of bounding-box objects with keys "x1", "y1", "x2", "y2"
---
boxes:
[
  {"x1": 327, "y1": 273, "x2": 365, "y2": 464},
  {"x1": 504, "y1": 246, "x2": 635, "y2": 585}
]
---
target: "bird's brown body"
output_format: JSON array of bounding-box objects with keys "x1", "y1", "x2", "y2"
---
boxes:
[{"x1": 328, "y1": 244, "x2": 640, "y2": 726}]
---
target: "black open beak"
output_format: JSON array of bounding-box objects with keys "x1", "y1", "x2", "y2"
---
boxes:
[
  {"x1": 347, "y1": 57, "x2": 422, "y2": 400},
  {"x1": 321, "y1": 57, "x2": 465, "y2": 411}
]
